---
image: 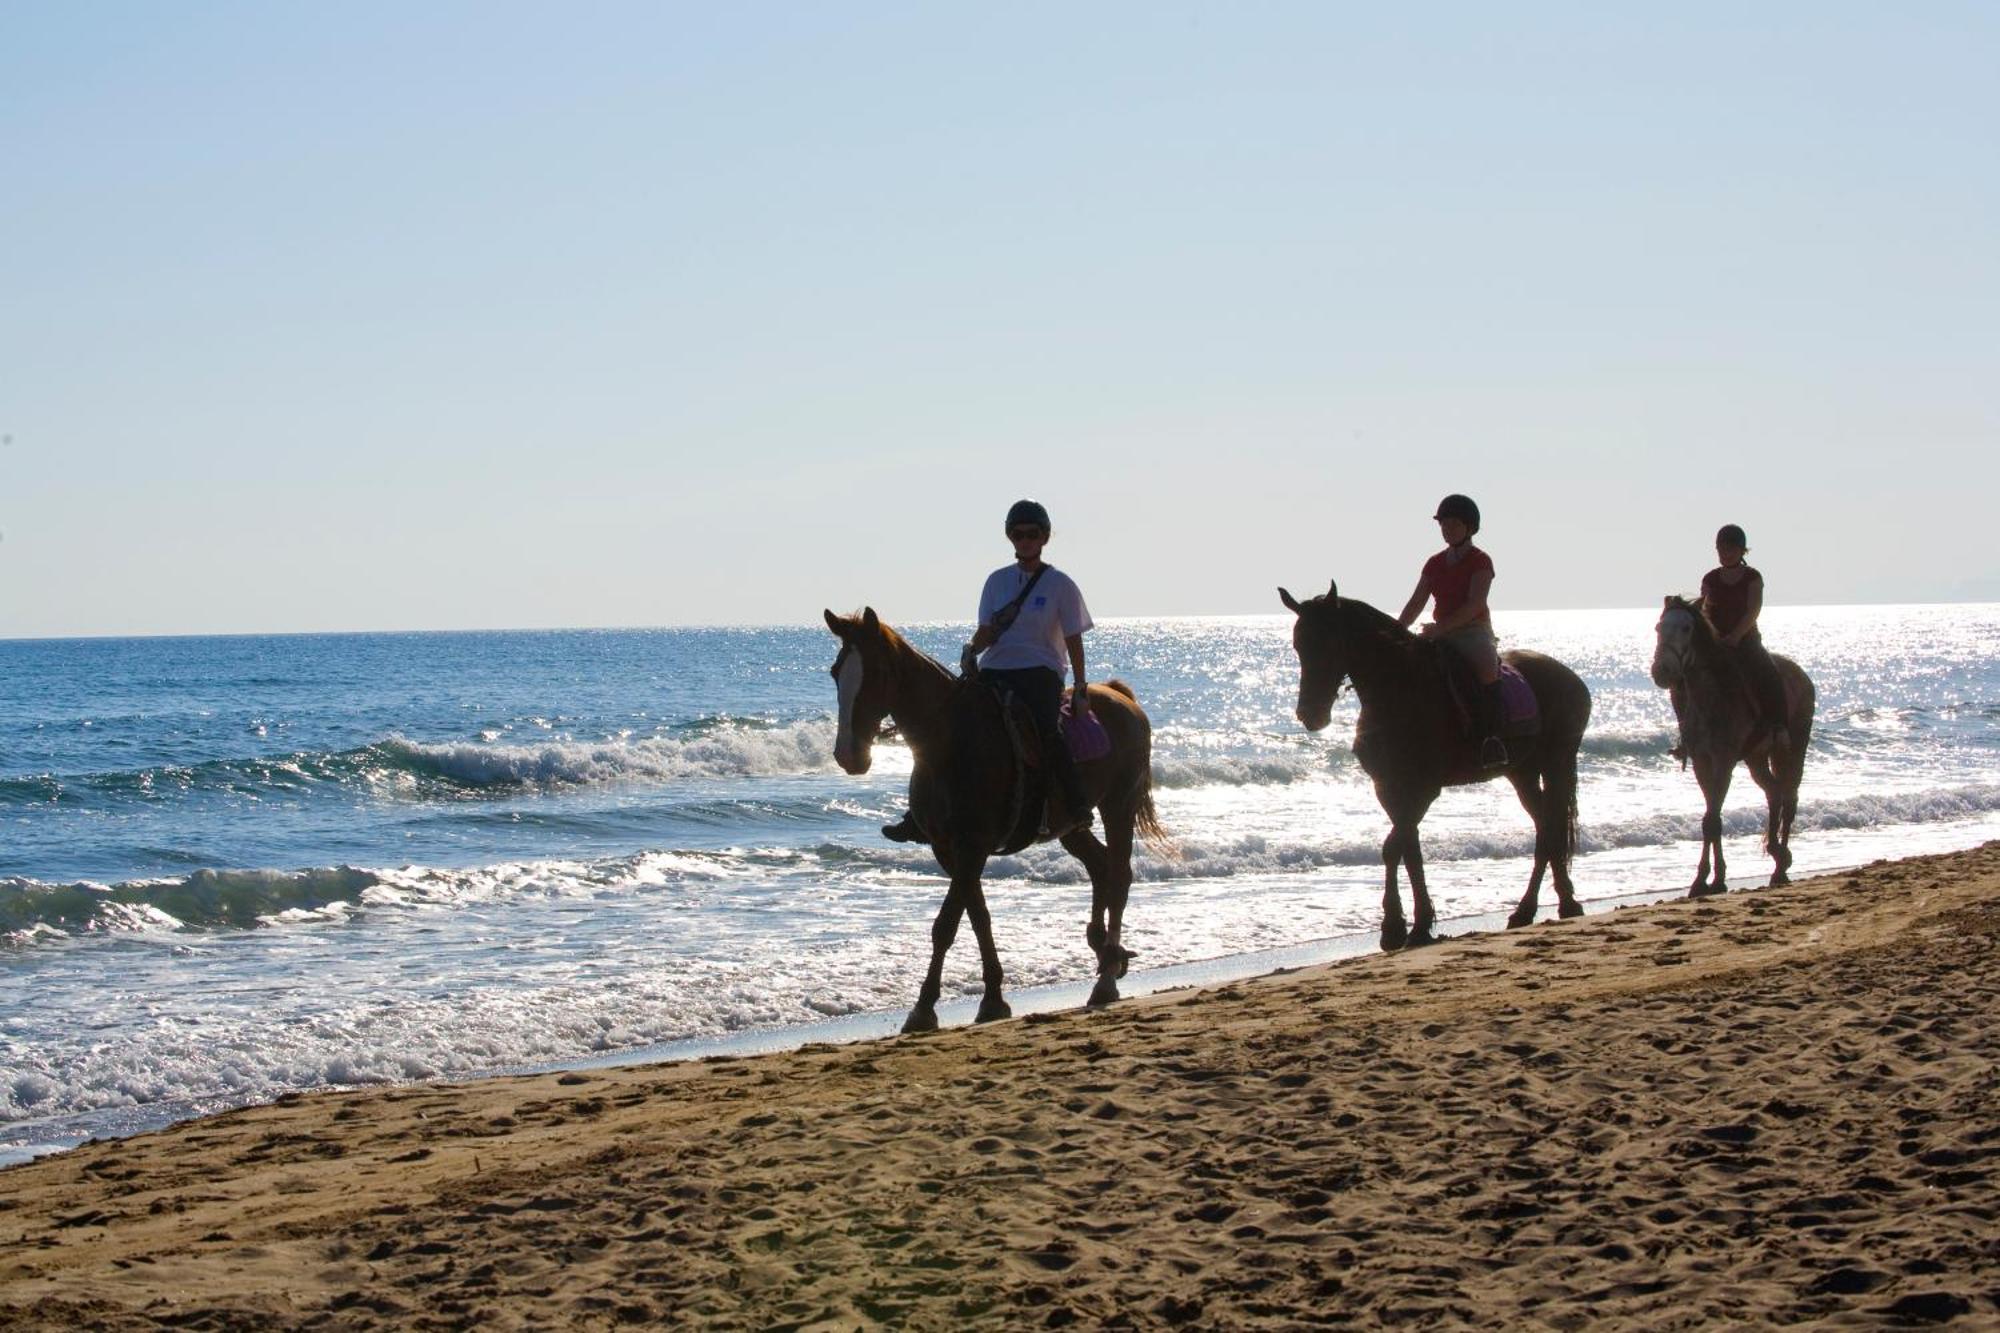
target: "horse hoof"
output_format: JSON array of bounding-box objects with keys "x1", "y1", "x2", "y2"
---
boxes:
[
  {"x1": 1769, "y1": 872, "x2": 1790, "y2": 887},
  {"x1": 1557, "y1": 900, "x2": 1585, "y2": 920},
  {"x1": 1087, "y1": 977, "x2": 1120, "y2": 1009},
  {"x1": 975, "y1": 998, "x2": 1012, "y2": 1024},
  {"x1": 1406, "y1": 929, "x2": 1442, "y2": 948},
  {"x1": 1113, "y1": 947, "x2": 1134, "y2": 980},
  {"x1": 1506, "y1": 909, "x2": 1535, "y2": 930},
  {"x1": 1380, "y1": 923, "x2": 1408, "y2": 953},
  {"x1": 1688, "y1": 882, "x2": 1726, "y2": 899},
  {"x1": 901, "y1": 1006, "x2": 939, "y2": 1034}
]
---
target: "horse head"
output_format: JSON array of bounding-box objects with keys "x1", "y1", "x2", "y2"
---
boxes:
[
  {"x1": 1651, "y1": 595, "x2": 1702, "y2": 689},
  {"x1": 1278, "y1": 580, "x2": 1347, "y2": 731},
  {"x1": 823, "y1": 607, "x2": 897, "y2": 774}
]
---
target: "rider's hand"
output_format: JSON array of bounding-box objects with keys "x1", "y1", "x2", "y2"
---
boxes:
[
  {"x1": 958, "y1": 643, "x2": 979, "y2": 677},
  {"x1": 1071, "y1": 686, "x2": 1092, "y2": 717},
  {"x1": 1418, "y1": 622, "x2": 1439, "y2": 638}
]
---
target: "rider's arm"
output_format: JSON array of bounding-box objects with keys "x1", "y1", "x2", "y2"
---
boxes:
[
  {"x1": 1395, "y1": 575, "x2": 1431, "y2": 629},
  {"x1": 1725, "y1": 579, "x2": 1764, "y2": 647},
  {"x1": 1066, "y1": 633, "x2": 1090, "y2": 713}
]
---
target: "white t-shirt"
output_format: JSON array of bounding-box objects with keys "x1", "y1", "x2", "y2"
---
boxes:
[{"x1": 977, "y1": 564, "x2": 1092, "y2": 675}]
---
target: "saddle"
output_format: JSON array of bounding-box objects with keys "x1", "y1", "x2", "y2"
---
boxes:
[
  {"x1": 987, "y1": 685, "x2": 1099, "y2": 856},
  {"x1": 1435, "y1": 649, "x2": 1540, "y2": 741}
]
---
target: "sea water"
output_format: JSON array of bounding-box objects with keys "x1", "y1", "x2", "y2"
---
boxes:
[{"x1": 5, "y1": 606, "x2": 1999, "y2": 1163}]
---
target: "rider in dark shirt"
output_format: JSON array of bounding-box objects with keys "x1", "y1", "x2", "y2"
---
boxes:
[{"x1": 1697, "y1": 523, "x2": 1790, "y2": 749}]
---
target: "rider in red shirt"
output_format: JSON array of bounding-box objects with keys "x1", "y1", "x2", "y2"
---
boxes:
[
  {"x1": 1699, "y1": 524, "x2": 1789, "y2": 749},
  {"x1": 1397, "y1": 494, "x2": 1508, "y2": 768}
]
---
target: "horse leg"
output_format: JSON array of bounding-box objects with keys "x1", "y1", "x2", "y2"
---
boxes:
[
  {"x1": 1548, "y1": 748, "x2": 1585, "y2": 919},
  {"x1": 958, "y1": 865, "x2": 1013, "y2": 1023},
  {"x1": 1689, "y1": 758, "x2": 1731, "y2": 897},
  {"x1": 1745, "y1": 755, "x2": 1788, "y2": 886},
  {"x1": 1378, "y1": 825, "x2": 1409, "y2": 952},
  {"x1": 1062, "y1": 821, "x2": 1131, "y2": 1009},
  {"x1": 905, "y1": 882, "x2": 967, "y2": 1033},
  {"x1": 1404, "y1": 822, "x2": 1440, "y2": 947},
  {"x1": 1505, "y1": 770, "x2": 1548, "y2": 928}
]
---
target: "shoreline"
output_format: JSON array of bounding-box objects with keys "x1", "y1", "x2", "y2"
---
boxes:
[
  {"x1": 2, "y1": 879, "x2": 1715, "y2": 1170},
  {"x1": 5, "y1": 842, "x2": 1997, "y2": 1327}
]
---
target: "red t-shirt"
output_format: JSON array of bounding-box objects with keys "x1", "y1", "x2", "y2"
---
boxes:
[
  {"x1": 1423, "y1": 546, "x2": 1494, "y2": 626},
  {"x1": 1700, "y1": 564, "x2": 1762, "y2": 637}
]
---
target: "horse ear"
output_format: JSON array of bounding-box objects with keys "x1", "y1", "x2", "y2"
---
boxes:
[
  {"x1": 862, "y1": 607, "x2": 880, "y2": 633},
  {"x1": 1326, "y1": 579, "x2": 1338, "y2": 601},
  {"x1": 1662, "y1": 595, "x2": 1674, "y2": 609},
  {"x1": 823, "y1": 609, "x2": 846, "y2": 636},
  {"x1": 1278, "y1": 587, "x2": 1302, "y2": 614}
]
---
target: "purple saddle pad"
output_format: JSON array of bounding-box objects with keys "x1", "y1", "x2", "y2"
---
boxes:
[
  {"x1": 1498, "y1": 664, "x2": 1538, "y2": 726},
  {"x1": 1060, "y1": 699, "x2": 1111, "y2": 761}
]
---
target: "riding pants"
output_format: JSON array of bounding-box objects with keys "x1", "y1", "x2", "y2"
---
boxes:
[{"x1": 979, "y1": 666, "x2": 1090, "y2": 816}]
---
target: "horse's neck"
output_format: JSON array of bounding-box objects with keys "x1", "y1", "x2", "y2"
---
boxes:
[
  {"x1": 884, "y1": 641, "x2": 959, "y2": 758},
  {"x1": 1343, "y1": 622, "x2": 1430, "y2": 714}
]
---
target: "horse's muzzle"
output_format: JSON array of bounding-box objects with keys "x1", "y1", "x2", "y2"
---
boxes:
[
  {"x1": 1296, "y1": 704, "x2": 1332, "y2": 732},
  {"x1": 833, "y1": 741, "x2": 872, "y2": 775}
]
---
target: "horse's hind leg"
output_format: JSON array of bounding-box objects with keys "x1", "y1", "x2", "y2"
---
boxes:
[
  {"x1": 1505, "y1": 770, "x2": 1548, "y2": 928},
  {"x1": 1746, "y1": 755, "x2": 1791, "y2": 886},
  {"x1": 1548, "y1": 749, "x2": 1584, "y2": 919},
  {"x1": 1062, "y1": 820, "x2": 1133, "y2": 1009}
]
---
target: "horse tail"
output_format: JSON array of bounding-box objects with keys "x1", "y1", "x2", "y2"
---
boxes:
[
  {"x1": 1133, "y1": 782, "x2": 1177, "y2": 859},
  {"x1": 1100, "y1": 678, "x2": 1177, "y2": 858}
]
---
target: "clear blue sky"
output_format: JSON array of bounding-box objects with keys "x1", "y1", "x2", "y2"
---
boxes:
[{"x1": 3, "y1": 3, "x2": 1994, "y2": 636}]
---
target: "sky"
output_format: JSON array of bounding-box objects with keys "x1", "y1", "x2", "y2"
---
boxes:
[{"x1": 2, "y1": 3, "x2": 1995, "y2": 637}]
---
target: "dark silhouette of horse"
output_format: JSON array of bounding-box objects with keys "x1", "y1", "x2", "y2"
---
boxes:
[
  {"x1": 1650, "y1": 595, "x2": 1815, "y2": 894},
  {"x1": 824, "y1": 609, "x2": 1169, "y2": 1033},
  {"x1": 1278, "y1": 582, "x2": 1593, "y2": 949}
]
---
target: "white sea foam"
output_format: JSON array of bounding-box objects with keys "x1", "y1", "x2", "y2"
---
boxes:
[{"x1": 374, "y1": 719, "x2": 840, "y2": 788}]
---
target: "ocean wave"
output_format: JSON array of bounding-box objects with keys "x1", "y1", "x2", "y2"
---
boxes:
[
  {"x1": 0, "y1": 719, "x2": 843, "y2": 809},
  {"x1": 1, "y1": 867, "x2": 384, "y2": 942}
]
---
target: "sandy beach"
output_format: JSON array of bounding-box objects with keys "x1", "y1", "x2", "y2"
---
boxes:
[{"x1": 4, "y1": 845, "x2": 1998, "y2": 1330}]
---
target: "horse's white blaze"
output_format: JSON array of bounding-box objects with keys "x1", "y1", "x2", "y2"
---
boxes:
[{"x1": 834, "y1": 651, "x2": 864, "y2": 766}]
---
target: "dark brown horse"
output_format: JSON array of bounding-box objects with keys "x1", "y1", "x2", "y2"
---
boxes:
[
  {"x1": 824, "y1": 608, "x2": 1169, "y2": 1033},
  {"x1": 1279, "y1": 582, "x2": 1593, "y2": 948},
  {"x1": 1650, "y1": 595, "x2": 1815, "y2": 894}
]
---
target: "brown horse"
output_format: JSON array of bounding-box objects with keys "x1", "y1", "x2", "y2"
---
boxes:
[
  {"x1": 1279, "y1": 582, "x2": 1593, "y2": 949},
  {"x1": 823, "y1": 608, "x2": 1169, "y2": 1033},
  {"x1": 1650, "y1": 595, "x2": 1815, "y2": 894}
]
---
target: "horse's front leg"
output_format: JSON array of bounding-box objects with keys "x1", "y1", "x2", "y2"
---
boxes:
[
  {"x1": 1687, "y1": 759, "x2": 1730, "y2": 897},
  {"x1": 1403, "y1": 823, "x2": 1440, "y2": 947},
  {"x1": 1379, "y1": 825, "x2": 1408, "y2": 952},
  {"x1": 1506, "y1": 771, "x2": 1548, "y2": 929},
  {"x1": 906, "y1": 881, "x2": 967, "y2": 1033},
  {"x1": 956, "y1": 862, "x2": 1012, "y2": 1023}
]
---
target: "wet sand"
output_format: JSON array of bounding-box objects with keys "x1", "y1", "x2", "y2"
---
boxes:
[{"x1": 4, "y1": 844, "x2": 1999, "y2": 1329}]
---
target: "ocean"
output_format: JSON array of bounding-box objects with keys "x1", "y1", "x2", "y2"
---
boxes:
[{"x1": 5, "y1": 605, "x2": 1999, "y2": 1164}]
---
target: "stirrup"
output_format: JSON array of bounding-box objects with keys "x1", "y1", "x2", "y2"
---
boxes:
[{"x1": 1480, "y1": 736, "x2": 1509, "y2": 769}]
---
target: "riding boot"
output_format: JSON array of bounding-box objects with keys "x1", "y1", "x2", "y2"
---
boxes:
[
  {"x1": 1043, "y1": 738, "x2": 1094, "y2": 836},
  {"x1": 1479, "y1": 682, "x2": 1509, "y2": 769},
  {"x1": 880, "y1": 810, "x2": 925, "y2": 844}
]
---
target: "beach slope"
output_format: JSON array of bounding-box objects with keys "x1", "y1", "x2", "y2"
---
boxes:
[{"x1": 5, "y1": 845, "x2": 1999, "y2": 1329}]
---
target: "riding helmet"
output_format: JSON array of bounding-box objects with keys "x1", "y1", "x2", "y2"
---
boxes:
[
  {"x1": 1715, "y1": 523, "x2": 1748, "y2": 550},
  {"x1": 1005, "y1": 499, "x2": 1052, "y2": 533},
  {"x1": 1432, "y1": 493, "x2": 1481, "y2": 535}
]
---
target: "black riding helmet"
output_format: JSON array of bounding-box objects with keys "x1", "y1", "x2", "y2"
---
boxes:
[
  {"x1": 1005, "y1": 499, "x2": 1052, "y2": 533},
  {"x1": 1716, "y1": 523, "x2": 1748, "y2": 550},
  {"x1": 1432, "y1": 493, "x2": 1481, "y2": 535}
]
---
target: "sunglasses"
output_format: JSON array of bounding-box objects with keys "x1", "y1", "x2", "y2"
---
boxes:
[{"x1": 1008, "y1": 527, "x2": 1047, "y2": 541}]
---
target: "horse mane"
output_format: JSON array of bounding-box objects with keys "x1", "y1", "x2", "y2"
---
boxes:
[
  {"x1": 1663, "y1": 594, "x2": 1740, "y2": 679},
  {"x1": 841, "y1": 611, "x2": 957, "y2": 685}
]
